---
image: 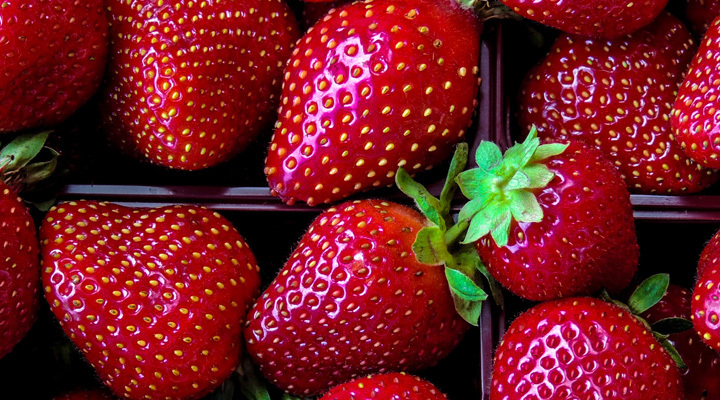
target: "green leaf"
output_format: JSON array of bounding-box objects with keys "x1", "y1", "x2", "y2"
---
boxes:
[
  {"x1": 450, "y1": 291, "x2": 484, "y2": 326},
  {"x1": 474, "y1": 253, "x2": 505, "y2": 309},
  {"x1": 462, "y1": 208, "x2": 492, "y2": 244},
  {"x1": 508, "y1": 190, "x2": 543, "y2": 223},
  {"x1": 0, "y1": 130, "x2": 51, "y2": 172},
  {"x1": 456, "y1": 167, "x2": 493, "y2": 200},
  {"x1": 457, "y1": 192, "x2": 493, "y2": 224},
  {"x1": 628, "y1": 274, "x2": 670, "y2": 315},
  {"x1": 505, "y1": 170, "x2": 531, "y2": 191},
  {"x1": 474, "y1": 141, "x2": 502, "y2": 172},
  {"x1": 413, "y1": 226, "x2": 452, "y2": 266},
  {"x1": 439, "y1": 143, "x2": 469, "y2": 215},
  {"x1": 658, "y1": 337, "x2": 687, "y2": 370},
  {"x1": 396, "y1": 167, "x2": 444, "y2": 229},
  {"x1": 236, "y1": 356, "x2": 271, "y2": 400},
  {"x1": 22, "y1": 147, "x2": 59, "y2": 187},
  {"x1": 530, "y1": 142, "x2": 569, "y2": 162},
  {"x1": 446, "y1": 268, "x2": 488, "y2": 302},
  {"x1": 521, "y1": 164, "x2": 555, "y2": 189},
  {"x1": 504, "y1": 131, "x2": 539, "y2": 171},
  {"x1": 652, "y1": 317, "x2": 694, "y2": 335},
  {"x1": 489, "y1": 209, "x2": 512, "y2": 247}
]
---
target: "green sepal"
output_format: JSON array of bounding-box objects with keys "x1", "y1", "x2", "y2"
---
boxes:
[
  {"x1": 652, "y1": 317, "x2": 693, "y2": 335},
  {"x1": 413, "y1": 226, "x2": 453, "y2": 266},
  {"x1": 446, "y1": 245, "x2": 488, "y2": 326},
  {"x1": 474, "y1": 251, "x2": 505, "y2": 309},
  {"x1": 0, "y1": 130, "x2": 50, "y2": 172},
  {"x1": 446, "y1": 268, "x2": 487, "y2": 302},
  {"x1": 457, "y1": 126, "x2": 567, "y2": 248},
  {"x1": 22, "y1": 147, "x2": 59, "y2": 188},
  {"x1": 658, "y1": 337, "x2": 687, "y2": 370},
  {"x1": 396, "y1": 167, "x2": 445, "y2": 230},
  {"x1": 236, "y1": 356, "x2": 271, "y2": 400},
  {"x1": 628, "y1": 274, "x2": 670, "y2": 315},
  {"x1": 439, "y1": 142, "x2": 468, "y2": 216}
]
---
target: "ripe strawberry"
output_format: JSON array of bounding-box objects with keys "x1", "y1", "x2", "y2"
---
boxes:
[
  {"x1": 500, "y1": 0, "x2": 667, "y2": 39},
  {"x1": 692, "y1": 266, "x2": 720, "y2": 352},
  {"x1": 265, "y1": 0, "x2": 482, "y2": 206},
  {"x1": 53, "y1": 389, "x2": 116, "y2": 400},
  {"x1": 0, "y1": 180, "x2": 40, "y2": 359},
  {"x1": 456, "y1": 129, "x2": 639, "y2": 301},
  {"x1": 100, "y1": 0, "x2": 300, "y2": 170},
  {"x1": 319, "y1": 373, "x2": 447, "y2": 400},
  {"x1": 698, "y1": 227, "x2": 720, "y2": 279},
  {"x1": 672, "y1": 16, "x2": 720, "y2": 169},
  {"x1": 687, "y1": 0, "x2": 720, "y2": 35},
  {"x1": 244, "y1": 199, "x2": 469, "y2": 396},
  {"x1": 301, "y1": 0, "x2": 351, "y2": 29},
  {"x1": 519, "y1": 12, "x2": 718, "y2": 194},
  {"x1": 491, "y1": 297, "x2": 684, "y2": 400},
  {"x1": 0, "y1": 0, "x2": 108, "y2": 133},
  {"x1": 40, "y1": 201, "x2": 262, "y2": 400},
  {"x1": 642, "y1": 283, "x2": 720, "y2": 400}
]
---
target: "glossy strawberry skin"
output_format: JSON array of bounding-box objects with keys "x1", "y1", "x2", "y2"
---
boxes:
[
  {"x1": 0, "y1": 0, "x2": 108, "y2": 133},
  {"x1": 699, "y1": 228, "x2": 720, "y2": 279},
  {"x1": 40, "y1": 201, "x2": 261, "y2": 400},
  {"x1": 0, "y1": 182, "x2": 40, "y2": 359},
  {"x1": 491, "y1": 297, "x2": 684, "y2": 400},
  {"x1": 265, "y1": 0, "x2": 482, "y2": 206},
  {"x1": 301, "y1": 0, "x2": 350, "y2": 30},
  {"x1": 501, "y1": 0, "x2": 667, "y2": 39},
  {"x1": 244, "y1": 200, "x2": 468, "y2": 396},
  {"x1": 642, "y1": 284, "x2": 720, "y2": 400},
  {"x1": 101, "y1": 0, "x2": 299, "y2": 170},
  {"x1": 319, "y1": 373, "x2": 447, "y2": 400},
  {"x1": 476, "y1": 140, "x2": 638, "y2": 301},
  {"x1": 692, "y1": 267, "x2": 720, "y2": 352},
  {"x1": 53, "y1": 389, "x2": 116, "y2": 400},
  {"x1": 672, "y1": 16, "x2": 720, "y2": 169},
  {"x1": 519, "y1": 12, "x2": 718, "y2": 194},
  {"x1": 687, "y1": 0, "x2": 720, "y2": 35}
]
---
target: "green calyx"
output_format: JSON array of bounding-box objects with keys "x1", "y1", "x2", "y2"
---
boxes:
[
  {"x1": 0, "y1": 130, "x2": 59, "y2": 194},
  {"x1": 601, "y1": 274, "x2": 692, "y2": 371},
  {"x1": 396, "y1": 143, "x2": 503, "y2": 326},
  {"x1": 456, "y1": 126, "x2": 567, "y2": 247}
]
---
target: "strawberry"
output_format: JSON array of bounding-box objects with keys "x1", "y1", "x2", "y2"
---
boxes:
[
  {"x1": 244, "y1": 199, "x2": 470, "y2": 396},
  {"x1": 100, "y1": 0, "x2": 300, "y2": 170},
  {"x1": 692, "y1": 266, "x2": 720, "y2": 352},
  {"x1": 301, "y1": 0, "x2": 351, "y2": 30},
  {"x1": 319, "y1": 373, "x2": 447, "y2": 400},
  {"x1": 53, "y1": 389, "x2": 116, "y2": 400},
  {"x1": 698, "y1": 227, "x2": 720, "y2": 279},
  {"x1": 0, "y1": 0, "x2": 108, "y2": 133},
  {"x1": 641, "y1": 283, "x2": 720, "y2": 400},
  {"x1": 39, "y1": 201, "x2": 262, "y2": 400},
  {"x1": 456, "y1": 129, "x2": 639, "y2": 301},
  {"x1": 491, "y1": 296, "x2": 684, "y2": 400},
  {"x1": 500, "y1": 0, "x2": 668, "y2": 39},
  {"x1": 519, "y1": 12, "x2": 718, "y2": 194},
  {"x1": 264, "y1": 0, "x2": 482, "y2": 206},
  {"x1": 672, "y1": 16, "x2": 720, "y2": 169},
  {"x1": 687, "y1": 0, "x2": 720, "y2": 36}
]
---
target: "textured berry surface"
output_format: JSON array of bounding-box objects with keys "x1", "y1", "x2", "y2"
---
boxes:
[
  {"x1": 0, "y1": 182, "x2": 39, "y2": 359},
  {"x1": 642, "y1": 283, "x2": 720, "y2": 400},
  {"x1": 244, "y1": 199, "x2": 468, "y2": 396},
  {"x1": 699, "y1": 228, "x2": 720, "y2": 279},
  {"x1": 40, "y1": 201, "x2": 261, "y2": 400},
  {"x1": 101, "y1": 0, "x2": 299, "y2": 170},
  {"x1": 491, "y1": 297, "x2": 684, "y2": 400},
  {"x1": 0, "y1": 0, "x2": 108, "y2": 133},
  {"x1": 53, "y1": 389, "x2": 116, "y2": 400},
  {"x1": 319, "y1": 373, "x2": 447, "y2": 400},
  {"x1": 692, "y1": 267, "x2": 720, "y2": 352},
  {"x1": 265, "y1": 0, "x2": 482, "y2": 206},
  {"x1": 672, "y1": 16, "x2": 720, "y2": 169},
  {"x1": 519, "y1": 13, "x2": 717, "y2": 194},
  {"x1": 476, "y1": 140, "x2": 638, "y2": 301},
  {"x1": 501, "y1": 0, "x2": 667, "y2": 39},
  {"x1": 687, "y1": 0, "x2": 720, "y2": 35}
]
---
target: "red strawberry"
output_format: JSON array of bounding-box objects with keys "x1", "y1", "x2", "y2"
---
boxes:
[
  {"x1": 264, "y1": 0, "x2": 482, "y2": 206},
  {"x1": 40, "y1": 201, "x2": 262, "y2": 400},
  {"x1": 0, "y1": 0, "x2": 108, "y2": 133},
  {"x1": 687, "y1": 0, "x2": 720, "y2": 36},
  {"x1": 699, "y1": 228, "x2": 720, "y2": 279},
  {"x1": 244, "y1": 199, "x2": 469, "y2": 396},
  {"x1": 0, "y1": 180, "x2": 40, "y2": 359},
  {"x1": 100, "y1": 0, "x2": 300, "y2": 170},
  {"x1": 53, "y1": 389, "x2": 116, "y2": 400},
  {"x1": 519, "y1": 12, "x2": 718, "y2": 194},
  {"x1": 672, "y1": 16, "x2": 720, "y2": 169},
  {"x1": 491, "y1": 297, "x2": 684, "y2": 400},
  {"x1": 500, "y1": 0, "x2": 668, "y2": 39},
  {"x1": 692, "y1": 267, "x2": 720, "y2": 352},
  {"x1": 641, "y1": 283, "x2": 720, "y2": 400},
  {"x1": 319, "y1": 373, "x2": 447, "y2": 400},
  {"x1": 456, "y1": 130, "x2": 639, "y2": 301},
  {"x1": 301, "y1": 0, "x2": 351, "y2": 30}
]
